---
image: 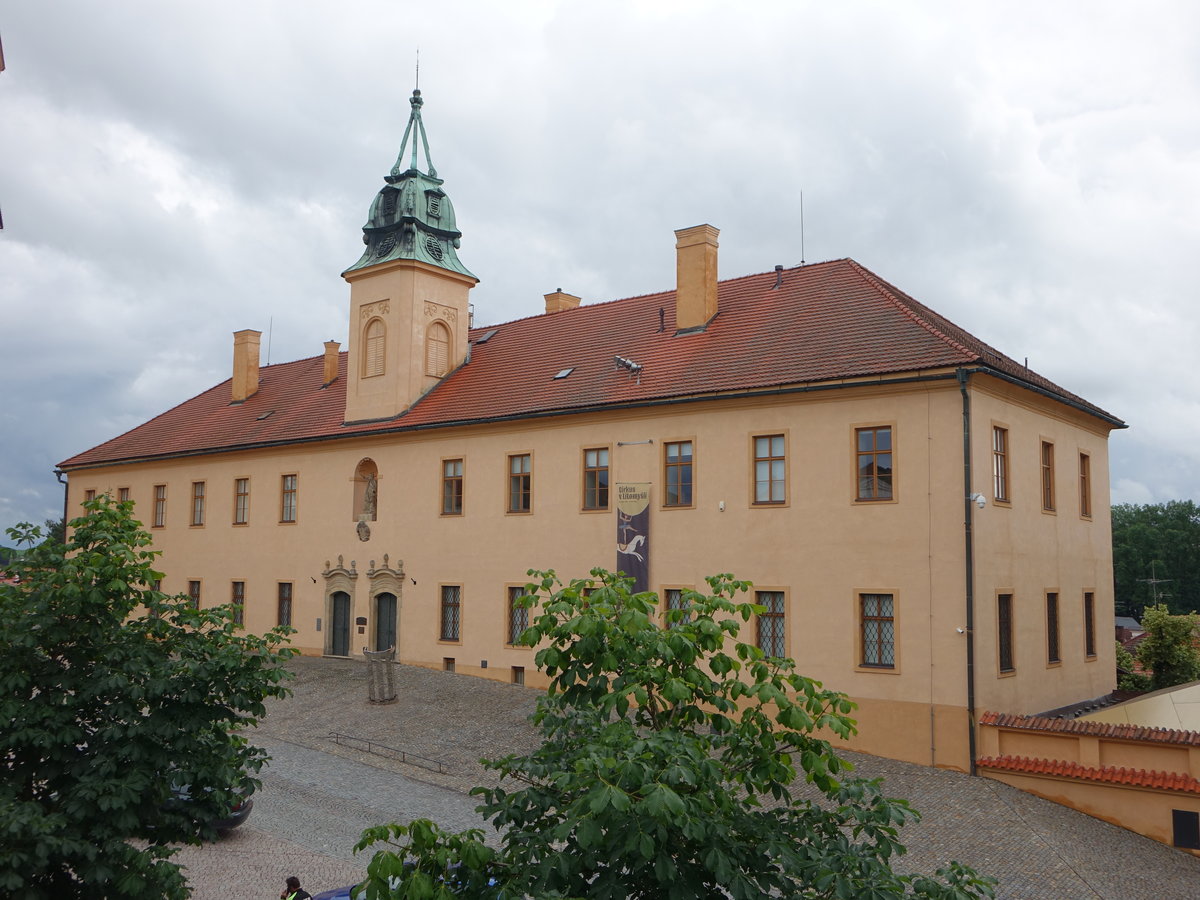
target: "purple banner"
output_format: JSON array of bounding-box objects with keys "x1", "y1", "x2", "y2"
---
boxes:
[{"x1": 616, "y1": 483, "x2": 650, "y2": 592}]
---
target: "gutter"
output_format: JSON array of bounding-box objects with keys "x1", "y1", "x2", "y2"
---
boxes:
[{"x1": 957, "y1": 368, "x2": 978, "y2": 776}]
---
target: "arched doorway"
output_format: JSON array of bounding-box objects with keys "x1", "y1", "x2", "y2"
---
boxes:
[
  {"x1": 330, "y1": 591, "x2": 351, "y2": 656},
  {"x1": 375, "y1": 592, "x2": 397, "y2": 652}
]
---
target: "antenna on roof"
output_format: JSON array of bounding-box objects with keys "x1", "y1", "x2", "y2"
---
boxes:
[{"x1": 800, "y1": 190, "x2": 806, "y2": 266}]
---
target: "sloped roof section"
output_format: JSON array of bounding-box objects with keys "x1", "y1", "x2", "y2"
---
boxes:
[
  {"x1": 59, "y1": 258, "x2": 1123, "y2": 470},
  {"x1": 978, "y1": 755, "x2": 1200, "y2": 794},
  {"x1": 980, "y1": 711, "x2": 1200, "y2": 747}
]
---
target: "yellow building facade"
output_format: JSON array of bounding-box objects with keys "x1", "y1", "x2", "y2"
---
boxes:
[{"x1": 60, "y1": 91, "x2": 1123, "y2": 772}]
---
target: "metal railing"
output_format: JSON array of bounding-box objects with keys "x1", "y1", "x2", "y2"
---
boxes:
[{"x1": 328, "y1": 731, "x2": 449, "y2": 775}]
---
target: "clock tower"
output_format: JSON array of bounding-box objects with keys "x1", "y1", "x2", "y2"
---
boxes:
[{"x1": 342, "y1": 89, "x2": 478, "y2": 424}]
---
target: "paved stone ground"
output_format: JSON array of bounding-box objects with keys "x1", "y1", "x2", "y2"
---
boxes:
[{"x1": 183, "y1": 656, "x2": 1200, "y2": 898}]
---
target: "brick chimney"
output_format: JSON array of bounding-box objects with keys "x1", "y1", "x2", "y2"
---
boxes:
[
  {"x1": 544, "y1": 288, "x2": 581, "y2": 314},
  {"x1": 323, "y1": 340, "x2": 341, "y2": 385},
  {"x1": 231, "y1": 329, "x2": 261, "y2": 403},
  {"x1": 674, "y1": 224, "x2": 719, "y2": 332}
]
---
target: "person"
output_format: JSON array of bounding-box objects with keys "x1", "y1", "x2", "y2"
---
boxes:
[{"x1": 281, "y1": 876, "x2": 312, "y2": 900}]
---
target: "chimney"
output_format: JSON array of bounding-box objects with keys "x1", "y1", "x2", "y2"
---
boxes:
[
  {"x1": 231, "y1": 329, "x2": 261, "y2": 403},
  {"x1": 544, "y1": 288, "x2": 581, "y2": 314},
  {"x1": 674, "y1": 224, "x2": 719, "y2": 332},
  {"x1": 323, "y1": 340, "x2": 341, "y2": 385}
]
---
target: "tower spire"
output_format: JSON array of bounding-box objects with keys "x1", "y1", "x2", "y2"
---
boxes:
[{"x1": 392, "y1": 89, "x2": 437, "y2": 179}]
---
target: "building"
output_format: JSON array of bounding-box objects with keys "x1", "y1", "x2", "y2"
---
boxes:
[{"x1": 58, "y1": 90, "x2": 1125, "y2": 772}]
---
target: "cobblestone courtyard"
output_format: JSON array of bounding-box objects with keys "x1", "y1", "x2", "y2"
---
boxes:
[{"x1": 179, "y1": 656, "x2": 1200, "y2": 898}]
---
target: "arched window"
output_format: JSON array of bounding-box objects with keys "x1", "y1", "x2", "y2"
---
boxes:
[
  {"x1": 426, "y1": 320, "x2": 451, "y2": 377},
  {"x1": 353, "y1": 458, "x2": 379, "y2": 522},
  {"x1": 363, "y1": 318, "x2": 385, "y2": 377}
]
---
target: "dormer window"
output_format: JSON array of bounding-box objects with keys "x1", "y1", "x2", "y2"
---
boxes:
[
  {"x1": 427, "y1": 193, "x2": 442, "y2": 217},
  {"x1": 425, "y1": 235, "x2": 444, "y2": 260}
]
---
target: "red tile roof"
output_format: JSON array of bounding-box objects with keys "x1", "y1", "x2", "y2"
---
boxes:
[
  {"x1": 978, "y1": 755, "x2": 1200, "y2": 793},
  {"x1": 59, "y1": 259, "x2": 1123, "y2": 470},
  {"x1": 980, "y1": 711, "x2": 1200, "y2": 746}
]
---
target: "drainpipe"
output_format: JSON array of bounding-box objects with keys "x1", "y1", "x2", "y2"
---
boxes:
[
  {"x1": 54, "y1": 469, "x2": 68, "y2": 538},
  {"x1": 957, "y1": 369, "x2": 978, "y2": 776}
]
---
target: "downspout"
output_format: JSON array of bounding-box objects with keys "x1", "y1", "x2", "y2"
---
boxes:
[
  {"x1": 54, "y1": 469, "x2": 68, "y2": 540},
  {"x1": 957, "y1": 369, "x2": 978, "y2": 776}
]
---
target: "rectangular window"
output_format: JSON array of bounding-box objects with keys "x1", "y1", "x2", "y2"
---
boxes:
[
  {"x1": 280, "y1": 474, "x2": 298, "y2": 523},
  {"x1": 756, "y1": 590, "x2": 786, "y2": 658},
  {"x1": 153, "y1": 485, "x2": 167, "y2": 527},
  {"x1": 1040, "y1": 442, "x2": 1056, "y2": 511},
  {"x1": 117, "y1": 487, "x2": 130, "y2": 502},
  {"x1": 582, "y1": 448, "x2": 610, "y2": 510},
  {"x1": 232, "y1": 581, "x2": 245, "y2": 626},
  {"x1": 665, "y1": 588, "x2": 691, "y2": 629},
  {"x1": 1172, "y1": 810, "x2": 1200, "y2": 850},
  {"x1": 443, "y1": 657, "x2": 456, "y2": 673},
  {"x1": 1046, "y1": 592, "x2": 1061, "y2": 663},
  {"x1": 1084, "y1": 592, "x2": 1096, "y2": 658},
  {"x1": 998, "y1": 593, "x2": 1014, "y2": 673},
  {"x1": 992, "y1": 427, "x2": 1009, "y2": 502},
  {"x1": 234, "y1": 478, "x2": 250, "y2": 525},
  {"x1": 442, "y1": 459, "x2": 464, "y2": 515},
  {"x1": 507, "y1": 586, "x2": 529, "y2": 644},
  {"x1": 511, "y1": 666, "x2": 525, "y2": 686},
  {"x1": 664, "y1": 440, "x2": 694, "y2": 507},
  {"x1": 188, "y1": 580, "x2": 201, "y2": 610},
  {"x1": 191, "y1": 481, "x2": 206, "y2": 526},
  {"x1": 860, "y1": 593, "x2": 895, "y2": 667},
  {"x1": 856, "y1": 427, "x2": 893, "y2": 501},
  {"x1": 277, "y1": 582, "x2": 293, "y2": 627},
  {"x1": 84, "y1": 489, "x2": 96, "y2": 503},
  {"x1": 508, "y1": 454, "x2": 531, "y2": 513},
  {"x1": 440, "y1": 585, "x2": 461, "y2": 641},
  {"x1": 1079, "y1": 453, "x2": 1092, "y2": 518},
  {"x1": 753, "y1": 434, "x2": 786, "y2": 505}
]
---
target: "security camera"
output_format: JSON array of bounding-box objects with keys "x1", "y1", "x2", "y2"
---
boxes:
[
  {"x1": 956, "y1": 627, "x2": 965, "y2": 634},
  {"x1": 975, "y1": 494, "x2": 986, "y2": 510}
]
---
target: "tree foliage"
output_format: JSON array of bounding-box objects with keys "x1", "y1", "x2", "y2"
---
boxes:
[
  {"x1": 1114, "y1": 640, "x2": 1150, "y2": 692},
  {"x1": 358, "y1": 569, "x2": 995, "y2": 900},
  {"x1": 1112, "y1": 501, "x2": 1200, "y2": 618},
  {"x1": 0, "y1": 497, "x2": 297, "y2": 899},
  {"x1": 1135, "y1": 603, "x2": 1200, "y2": 691}
]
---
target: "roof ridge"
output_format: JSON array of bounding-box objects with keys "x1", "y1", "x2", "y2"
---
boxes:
[
  {"x1": 978, "y1": 755, "x2": 1200, "y2": 793},
  {"x1": 846, "y1": 260, "x2": 977, "y2": 359},
  {"x1": 979, "y1": 710, "x2": 1200, "y2": 746}
]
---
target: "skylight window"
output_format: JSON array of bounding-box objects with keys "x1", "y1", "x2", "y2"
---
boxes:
[
  {"x1": 257, "y1": 410, "x2": 275, "y2": 421},
  {"x1": 475, "y1": 329, "x2": 498, "y2": 344},
  {"x1": 554, "y1": 368, "x2": 575, "y2": 380}
]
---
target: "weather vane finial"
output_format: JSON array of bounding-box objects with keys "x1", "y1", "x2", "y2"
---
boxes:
[{"x1": 415, "y1": 48, "x2": 420, "y2": 90}]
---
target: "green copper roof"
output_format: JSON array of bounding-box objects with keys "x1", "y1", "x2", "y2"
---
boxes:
[{"x1": 343, "y1": 90, "x2": 476, "y2": 280}]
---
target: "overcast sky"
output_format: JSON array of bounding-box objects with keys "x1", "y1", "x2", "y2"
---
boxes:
[{"x1": 2, "y1": 1, "x2": 1199, "y2": 537}]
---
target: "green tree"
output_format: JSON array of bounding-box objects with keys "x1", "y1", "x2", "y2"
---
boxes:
[
  {"x1": 1136, "y1": 603, "x2": 1200, "y2": 691},
  {"x1": 1111, "y1": 501, "x2": 1200, "y2": 617},
  {"x1": 0, "y1": 497, "x2": 297, "y2": 899},
  {"x1": 357, "y1": 569, "x2": 995, "y2": 900},
  {"x1": 1114, "y1": 640, "x2": 1150, "y2": 692}
]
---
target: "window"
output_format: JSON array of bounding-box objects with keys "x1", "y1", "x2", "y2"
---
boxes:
[
  {"x1": 440, "y1": 585, "x2": 461, "y2": 641},
  {"x1": 1040, "y1": 441, "x2": 1055, "y2": 511},
  {"x1": 1079, "y1": 453, "x2": 1092, "y2": 518},
  {"x1": 583, "y1": 448, "x2": 609, "y2": 510},
  {"x1": 855, "y1": 427, "x2": 893, "y2": 501},
  {"x1": 998, "y1": 594, "x2": 1014, "y2": 673},
  {"x1": 664, "y1": 440, "x2": 694, "y2": 507},
  {"x1": 511, "y1": 666, "x2": 525, "y2": 686},
  {"x1": 665, "y1": 588, "x2": 691, "y2": 629},
  {"x1": 1173, "y1": 810, "x2": 1200, "y2": 850},
  {"x1": 426, "y1": 321, "x2": 451, "y2": 377},
  {"x1": 277, "y1": 583, "x2": 293, "y2": 627},
  {"x1": 508, "y1": 454, "x2": 531, "y2": 513},
  {"x1": 280, "y1": 474, "x2": 298, "y2": 523},
  {"x1": 507, "y1": 586, "x2": 529, "y2": 644},
  {"x1": 1084, "y1": 592, "x2": 1096, "y2": 658},
  {"x1": 363, "y1": 318, "x2": 385, "y2": 377},
  {"x1": 756, "y1": 591, "x2": 786, "y2": 658},
  {"x1": 442, "y1": 459, "x2": 463, "y2": 515},
  {"x1": 234, "y1": 478, "x2": 250, "y2": 524},
  {"x1": 153, "y1": 485, "x2": 167, "y2": 527},
  {"x1": 84, "y1": 489, "x2": 96, "y2": 503},
  {"x1": 1046, "y1": 592, "x2": 1060, "y2": 663},
  {"x1": 860, "y1": 593, "x2": 895, "y2": 668},
  {"x1": 443, "y1": 657, "x2": 456, "y2": 673},
  {"x1": 232, "y1": 581, "x2": 245, "y2": 626},
  {"x1": 188, "y1": 580, "x2": 201, "y2": 610},
  {"x1": 753, "y1": 434, "x2": 786, "y2": 505},
  {"x1": 191, "y1": 481, "x2": 206, "y2": 526},
  {"x1": 117, "y1": 487, "x2": 130, "y2": 502},
  {"x1": 992, "y1": 427, "x2": 1009, "y2": 502}
]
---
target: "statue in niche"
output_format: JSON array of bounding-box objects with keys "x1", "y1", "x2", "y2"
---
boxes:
[{"x1": 363, "y1": 472, "x2": 378, "y2": 520}]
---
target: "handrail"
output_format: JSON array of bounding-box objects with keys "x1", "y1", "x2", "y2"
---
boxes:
[{"x1": 328, "y1": 731, "x2": 449, "y2": 775}]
